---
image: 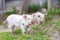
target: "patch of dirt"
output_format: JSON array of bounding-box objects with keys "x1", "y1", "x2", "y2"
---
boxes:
[
  {"x1": 52, "y1": 15, "x2": 60, "y2": 22},
  {"x1": 0, "y1": 25, "x2": 20, "y2": 33},
  {"x1": 48, "y1": 30, "x2": 60, "y2": 40},
  {"x1": 0, "y1": 25, "x2": 9, "y2": 33}
]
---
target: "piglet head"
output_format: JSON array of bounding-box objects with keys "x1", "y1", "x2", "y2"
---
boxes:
[
  {"x1": 27, "y1": 15, "x2": 35, "y2": 25},
  {"x1": 33, "y1": 12, "x2": 45, "y2": 24}
]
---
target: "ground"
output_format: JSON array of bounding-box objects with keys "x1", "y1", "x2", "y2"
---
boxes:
[{"x1": 0, "y1": 15, "x2": 60, "y2": 40}]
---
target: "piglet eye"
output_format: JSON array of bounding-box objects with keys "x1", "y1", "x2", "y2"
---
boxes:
[
  {"x1": 22, "y1": 23, "x2": 24, "y2": 25},
  {"x1": 38, "y1": 15, "x2": 40, "y2": 17},
  {"x1": 28, "y1": 18, "x2": 30, "y2": 20}
]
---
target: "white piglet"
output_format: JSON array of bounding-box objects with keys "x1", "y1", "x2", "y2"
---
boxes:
[
  {"x1": 3, "y1": 14, "x2": 33, "y2": 35},
  {"x1": 32, "y1": 12, "x2": 46, "y2": 24}
]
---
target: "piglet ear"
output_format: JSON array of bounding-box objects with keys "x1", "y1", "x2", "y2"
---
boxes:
[{"x1": 23, "y1": 15, "x2": 27, "y2": 19}]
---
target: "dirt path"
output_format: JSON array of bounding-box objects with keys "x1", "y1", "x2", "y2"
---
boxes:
[
  {"x1": 48, "y1": 15, "x2": 60, "y2": 40},
  {"x1": 0, "y1": 25, "x2": 9, "y2": 33},
  {"x1": 0, "y1": 25, "x2": 19, "y2": 33}
]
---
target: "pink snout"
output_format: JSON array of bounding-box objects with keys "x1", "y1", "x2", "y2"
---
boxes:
[
  {"x1": 31, "y1": 20, "x2": 35, "y2": 24},
  {"x1": 40, "y1": 18, "x2": 45, "y2": 24},
  {"x1": 29, "y1": 19, "x2": 35, "y2": 25},
  {"x1": 26, "y1": 25, "x2": 30, "y2": 28},
  {"x1": 31, "y1": 22, "x2": 34, "y2": 24}
]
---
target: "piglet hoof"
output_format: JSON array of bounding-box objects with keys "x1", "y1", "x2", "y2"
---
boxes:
[
  {"x1": 22, "y1": 32, "x2": 26, "y2": 35},
  {"x1": 28, "y1": 31, "x2": 31, "y2": 34}
]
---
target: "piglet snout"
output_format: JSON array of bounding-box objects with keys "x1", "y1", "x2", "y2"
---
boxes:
[
  {"x1": 26, "y1": 25, "x2": 29, "y2": 28},
  {"x1": 31, "y1": 20, "x2": 35, "y2": 24},
  {"x1": 40, "y1": 21, "x2": 43, "y2": 24},
  {"x1": 40, "y1": 19, "x2": 45, "y2": 24}
]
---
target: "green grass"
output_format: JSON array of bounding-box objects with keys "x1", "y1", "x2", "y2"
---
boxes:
[
  {"x1": 28, "y1": 4, "x2": 42, "y2": 13},
  {"x1": 0, "y1": 32, "x2": 50, "y2": 40},
  {"x1": 46, "y1": 8, "x2": 60, "y2": 21},
  {"x1": 53, "y1": 21, "x2": 60, "y2": 30},
  {"x1": 5, "y1": 6, "x2": 19, "y2": 16},
  {"x1": 0, "y1": 21, "x2": 51, "y2": 40},
  {"x1": 0, "y1": 22, "x2": 4, "y2": 25}
]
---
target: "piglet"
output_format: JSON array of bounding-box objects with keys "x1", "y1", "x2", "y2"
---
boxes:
[
  {"x1": 3, "y1": 14, "x2": 33, "y2": 35},
  {"x1": 32, "y1": 12, "x2": 46, "y2": 24}
]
